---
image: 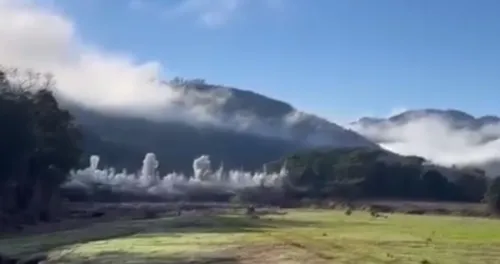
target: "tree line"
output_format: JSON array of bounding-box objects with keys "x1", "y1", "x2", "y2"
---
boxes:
[
  {"x1": 0, "y1": 68, "x2": 82, "y2": 229},
  {"x1": 264, "y1": 148, "x2": 500, "y2": 213}
]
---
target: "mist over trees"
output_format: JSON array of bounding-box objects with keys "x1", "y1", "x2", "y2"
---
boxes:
[
  {"x1": 0, "y1": 68, "x2": 82, "y2": 229},
  {"x1": 266, "y1": 148, "x2": 491, "y2": 204}
]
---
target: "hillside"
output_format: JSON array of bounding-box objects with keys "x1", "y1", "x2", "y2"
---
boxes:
[
  {"x1": 352, "y1": 109, "x2": 500, "y2": 130},
  {"x1": 349, "y1": 109, "x2": 500, "y2": 175},
  {"x1": 64, "y1": 80, "x2": 377, "y2": 173},
  {"x1": 265, "y1": 147, "x2": 487, "y2": 203},
  {"x1": 68, "y1": 105, "x2": 298, "y2": 174}
]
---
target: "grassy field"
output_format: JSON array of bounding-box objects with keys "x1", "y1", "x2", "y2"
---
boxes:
[{"x1": 1, "y1": 209, "x2": 500, "y2": 263}]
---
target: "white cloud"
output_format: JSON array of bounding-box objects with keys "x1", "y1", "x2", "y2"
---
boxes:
[
  {"x1": 128, "y1": 0, "x2": 143, "y2": 11},
  {"x1": 0, "y1": 0, "x2": 231, "y2": 123},
  {"x1": 164, "y1": 0, "x2": 285, "y2": 28},
  {"x1": 173, "y1": 0, "x2": 242, "y2": 28},
  {"x1": 0, "y1": 0, "x2": 372, "y2": 149},
  {"x1": 350, "y1": 115, "x2": 500, "y2": 176}
]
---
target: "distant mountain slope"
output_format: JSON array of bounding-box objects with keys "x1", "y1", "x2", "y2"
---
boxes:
[
  {"x1": 166, "y1": 80, "x2": 377, "y2": 148},
  {"x1": 349, "y1": 108, "x2": 500, "y2": 176},
  {"x1": 352, "y1": 109, "x2": 500, "y2": 130},
  {"x1": 69, "y1": 106, "x2": 299, "y2": 174},
  {"x1": 350, "y1": 108, "x2": 500, "y2": 146},
  {"x1": 64, "y1": 80, "x2": 377, "y2": 173}
]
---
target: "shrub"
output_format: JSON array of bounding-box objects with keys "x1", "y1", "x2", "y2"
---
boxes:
[{"x1": 485, "y1": 176, "x2": 500, "y2": 214}]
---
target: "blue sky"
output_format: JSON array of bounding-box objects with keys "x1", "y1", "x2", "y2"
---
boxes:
[{"x1": 48, "y1": 0, "x2": 500, "y2": 122}]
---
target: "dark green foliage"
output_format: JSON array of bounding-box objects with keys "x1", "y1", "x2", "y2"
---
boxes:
[
  {"x1": 485, "y1": 176, "x2": 500, "y2": 214},
  {"x1": 421, "y1": 170, "x2": 450, "y2": 200},
  {"x1": 452, "y1": 170, "x2": 487, "y2": 202},
  {"x1": 267, "y1": 148, "x2": 488, "y2": 203},
  {"x1": 0, "y1": 68, "x2": 82, "y2": 226}
]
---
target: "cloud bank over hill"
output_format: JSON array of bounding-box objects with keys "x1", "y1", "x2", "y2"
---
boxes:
[
  {"x1": 350, "y1": 114, "x2": 500, "y2": 176},
  {"x1": 0, "y1": 0, "x2": 374, "y2": 148},
  {"x1": 0, "y1": 1, "x2": 298, "y2": 136},
  {"x1": 0, "y1": 0, "x2": 227, "y2": 122}
]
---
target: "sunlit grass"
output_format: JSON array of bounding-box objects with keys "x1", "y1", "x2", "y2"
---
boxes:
[
  {"x1": 1, "y1": 209, "x2": 500, "y2": 263},
  {"x1": 267, "y1": 210, "x2": 500, "y2": 263}
]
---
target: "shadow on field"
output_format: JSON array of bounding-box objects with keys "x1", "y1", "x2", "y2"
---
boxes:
[
  {"x1": 0, "y1": 215, "x2": 321, "y2": 264},
  {"x1": 51, "y1": 251, "x2": 240, "y2": 264},
  {"x1": 137, "y1": 214, "x2": 319, "y2": 236},
  {"x1": 0, "y1": 214, "x2": 316, "y2": 262}
]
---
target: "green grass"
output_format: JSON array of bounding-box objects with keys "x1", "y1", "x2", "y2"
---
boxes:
[{"x1": 1, "y1": 209, "x2": 500, "y2": 263}]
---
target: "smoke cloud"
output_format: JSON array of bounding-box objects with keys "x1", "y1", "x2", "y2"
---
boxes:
[
  {"x1": 350, "y1": 115, "x2": 500, "y2": 176},
  {"x1": 63, "y1": 153, "x2": 287, "y2": 200}
]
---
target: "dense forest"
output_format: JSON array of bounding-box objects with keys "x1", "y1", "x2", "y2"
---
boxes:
[
  {"x1": 266, "y1": 148, "x2": 489, "y2": 203},
  {"x1": 0, "y1": 69, "x2": 82, "y2": 230}
]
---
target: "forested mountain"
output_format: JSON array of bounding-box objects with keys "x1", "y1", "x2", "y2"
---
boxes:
[
  {"x1": 353, "y1": 109, "x2": 500, "y2": 130},
  {"x1": 64, "y1": 79, "x2": 377, "y2": 173},
  {"x1": 71, "y1": 106, "x2": 298, "y2": 174}
]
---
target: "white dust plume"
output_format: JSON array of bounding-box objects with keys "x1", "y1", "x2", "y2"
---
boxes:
[{"x1": 62, "y1": 153, "x2": 288, "y2": 199}]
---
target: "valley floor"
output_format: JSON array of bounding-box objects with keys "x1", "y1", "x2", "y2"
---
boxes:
[{"x1": 1, "y1": 209, "x2": 500, "y2": 263}]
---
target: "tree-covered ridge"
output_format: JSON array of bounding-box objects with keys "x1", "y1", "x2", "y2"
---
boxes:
[
  {"x1": 267, "y1": 148, "x2": 489, "y2": 203},
  {"x1": 353, "y1": 109, "x2": 500, "y2": 130},
  {"x1": 69, "y1": 105, "x2": 299, "y2": 174},
  {"x1": 168, "y1": 77, "x2": 297, "y2": 118}
]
